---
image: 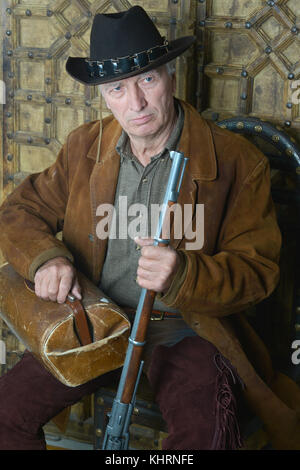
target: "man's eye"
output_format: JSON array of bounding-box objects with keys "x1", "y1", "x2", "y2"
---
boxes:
[
  {"x1": 144, "y1": 76, "x2": 153, "y2": 83},
  {"x1": 113, "y1": 86, "x2": 121, "y2": 91}
]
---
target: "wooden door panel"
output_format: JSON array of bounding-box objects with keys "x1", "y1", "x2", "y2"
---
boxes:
[
  {"x1": 2, "y1": 0, "x2": 195, "y2": 203},
  {"x1": 196, "y1": 0, "x2": 300, "y2": 143},
  {"x1": 209, "y1": 0, "x2": 265, "y2": 18}
]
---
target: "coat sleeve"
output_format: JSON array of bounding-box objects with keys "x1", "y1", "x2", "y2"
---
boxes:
[
  {"x1": 159, "y1": 156, "x2": 282, "y2": 317},
  {"x1": 0, "y1": 139, "x2": 74, "y2": 282}
]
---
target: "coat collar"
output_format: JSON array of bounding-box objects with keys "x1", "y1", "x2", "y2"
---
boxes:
[
  {"x1": 86, "y1": 99, "x2": 218, "y2": 182},
  {"x1": 177, "y1": 100, "x2": 217, "y2": 181},
  {"x1": 87, "y1": 116, "x2": 122, "y2": 164}
]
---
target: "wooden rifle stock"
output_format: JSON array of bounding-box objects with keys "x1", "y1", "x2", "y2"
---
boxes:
[
  {"x1": 120, "y1": 289, "x2": 156, "y2": 404},
  {"x1": 120, "y1": 205, "x2": 175, "y2": 405}
]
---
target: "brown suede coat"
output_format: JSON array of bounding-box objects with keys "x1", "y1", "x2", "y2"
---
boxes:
[{"x1": 0, "y1": 100, "x2": 282, "y2": 385}]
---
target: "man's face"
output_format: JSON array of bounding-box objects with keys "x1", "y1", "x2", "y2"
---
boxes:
[{"x1": 100, "y1": 65, "x2": 176, "y2": 139}]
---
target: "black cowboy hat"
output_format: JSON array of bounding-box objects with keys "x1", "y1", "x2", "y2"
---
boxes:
[{"x1": 66, "y1": 6, "x2": 195, "y2": 86}]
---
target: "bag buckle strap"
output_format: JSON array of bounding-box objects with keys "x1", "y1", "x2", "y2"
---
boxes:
[
  {"x1": 24, "y1": 279, "x2": 93, "y2": 346},
  {"x1": 66, "y1": 295, "x2": 94, "y2": 346}
]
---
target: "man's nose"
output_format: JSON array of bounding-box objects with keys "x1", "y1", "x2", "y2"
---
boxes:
[{"x1": 128, "y1": 84, "x2": 146, "y2": 112}]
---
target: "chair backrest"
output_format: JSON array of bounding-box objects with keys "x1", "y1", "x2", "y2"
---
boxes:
[
  {"x1": 217, "y1": 117, "x2": 300, "y2": 381},
  {"x1": 217, "y1": 117, "x2": 300, "y2": 206}
]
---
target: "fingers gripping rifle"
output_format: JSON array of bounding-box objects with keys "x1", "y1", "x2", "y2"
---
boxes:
[{"x1": 102, "y1": 151, "x2": 188, "y2": 450}]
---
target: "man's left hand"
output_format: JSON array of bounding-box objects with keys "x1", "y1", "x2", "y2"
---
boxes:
[{"x1": 135, "y1": 237, "x2": 180, "y2": 294}]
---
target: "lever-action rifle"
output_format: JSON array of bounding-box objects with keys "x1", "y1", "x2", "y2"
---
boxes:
[{"x1": 102, "y1": 150, "x2": 188, "y2": 450}]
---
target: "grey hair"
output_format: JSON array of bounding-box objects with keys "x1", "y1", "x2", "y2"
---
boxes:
[{"x1": 165, "y1": 60, "x2": 177, "y2": 76}]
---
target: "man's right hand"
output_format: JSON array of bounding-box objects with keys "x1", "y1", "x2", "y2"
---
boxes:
[{"x1": 34, "y1": 256, "x2": 82, "y2": 304}]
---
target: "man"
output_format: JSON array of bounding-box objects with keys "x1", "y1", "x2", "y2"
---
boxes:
[{"x1": 0, "y1": 6, "x2": 281, "y2": 450}]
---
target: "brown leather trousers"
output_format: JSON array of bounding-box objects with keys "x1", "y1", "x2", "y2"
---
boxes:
[{"x1": 0, "y1": 336, "x2": 242, "y2": 450}]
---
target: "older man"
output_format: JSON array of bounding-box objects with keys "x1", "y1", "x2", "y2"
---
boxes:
[{"x1": 0, "y1": 6, "x2": 281, "y2": 450}]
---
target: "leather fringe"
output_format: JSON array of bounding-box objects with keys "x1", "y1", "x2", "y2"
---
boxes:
[{"x1": 211, "y1": 353, "x2": 244, "y2": 450}]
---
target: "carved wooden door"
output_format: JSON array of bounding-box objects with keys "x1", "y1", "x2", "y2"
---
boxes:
[
  {"x1": 1, "y1": 0, "x2": 195, "y2": 201},
  {"x1": 196, "y1": 0, "x2": 300, "y2": 142}
]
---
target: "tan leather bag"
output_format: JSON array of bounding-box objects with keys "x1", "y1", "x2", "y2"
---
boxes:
[{"x1": 0, "y1": 264, "x2": 130, "y2": 387}]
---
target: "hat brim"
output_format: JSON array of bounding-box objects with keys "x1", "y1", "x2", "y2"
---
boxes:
[{"x1": 66, "y1": 36, "x2": 195, "y2": 86}]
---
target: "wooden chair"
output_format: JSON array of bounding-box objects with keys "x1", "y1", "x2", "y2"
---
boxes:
[{"x1": 217, "y1": 116, "x2": 300, "y2": 382}]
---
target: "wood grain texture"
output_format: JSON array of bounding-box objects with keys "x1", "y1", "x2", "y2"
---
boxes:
[{"x1": 196, "y1": 0, "x2": 300, "y2": 148}]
